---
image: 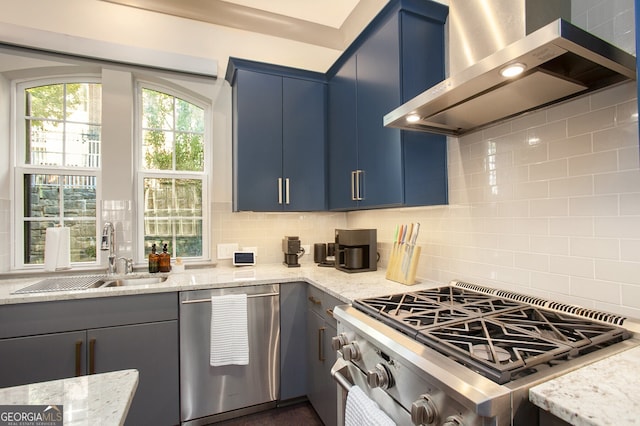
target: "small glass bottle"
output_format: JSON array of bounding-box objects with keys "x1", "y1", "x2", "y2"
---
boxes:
[
  {"x1": 159, "y1": 243, "x2": 171, "y2": 272},
  {"x1": 148, "y1": 243, "x2": 160, "y2": 273}
]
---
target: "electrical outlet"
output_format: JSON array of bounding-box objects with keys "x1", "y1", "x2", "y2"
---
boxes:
[{"x1": 217, "y1": 243, "x2": 239, "y2": 260}]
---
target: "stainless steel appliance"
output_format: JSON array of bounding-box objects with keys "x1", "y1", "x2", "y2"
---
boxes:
[
  {"x1": 384, "y1": 0, "x2": 636, "y2": 135},
  {"x1": 335, "y1": 229, "x2": 377, "y2": 273},
  {"x1": 331, "y1": 280, "x2": 640, "y2": 425},
  {"x1": 180, "y1": 285, "x2": 280, "y2": 425}
]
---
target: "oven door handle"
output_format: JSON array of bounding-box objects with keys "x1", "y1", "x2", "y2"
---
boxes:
[{"x1": 331, "y1": 357, "x2": 354, "y2": 391}]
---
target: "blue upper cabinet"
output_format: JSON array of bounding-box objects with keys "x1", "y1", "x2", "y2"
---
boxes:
[
  {"x1": 227, "y1": 59, "x2": 327, "y2": 212},
  {"x1": 327, "y1": 0, "x2": 448, "y2": 210}
]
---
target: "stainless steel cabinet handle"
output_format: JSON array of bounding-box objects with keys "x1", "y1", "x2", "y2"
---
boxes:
[
  {"x1": 319, "y1": 327, "x2": 326, "y2": 362},
  {"x1": 351, "y1": 171, "x2": 357, "y2": 201},
  {"x1": 285, "y1": 178, "x2": 290, "y2": 205},
  {"x1": 88, "y1": 338, "x2": 96, "y2": 375},
  {"x1": 277, "y1": 177, "x2": 283, "y2": 204},
  {"x1": 355, "y1": 170, "x2": 364, "y2": 201},
  {"x1": 181, "y1": 292, "x2": 279, "y2": 304},
  {"x1": 75, "y1": 340, "x2": 83, "y2": 377}
]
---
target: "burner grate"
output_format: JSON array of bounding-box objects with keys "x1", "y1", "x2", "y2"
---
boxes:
[{"x1": 353, "y1": 282, "x2": 632, "y2": 384}]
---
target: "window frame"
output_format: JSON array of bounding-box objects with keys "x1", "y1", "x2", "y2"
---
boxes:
[
  {"x1": 134, "y1": 80, "x2": 211, "y2": 263},
  {"x1": 12, "y1": 75, "x2": 103, "y2": 270}
]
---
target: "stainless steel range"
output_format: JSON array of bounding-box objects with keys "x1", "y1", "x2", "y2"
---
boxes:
[{"x1": 331, "y1": 280, "x2": 640, "y2": 425}]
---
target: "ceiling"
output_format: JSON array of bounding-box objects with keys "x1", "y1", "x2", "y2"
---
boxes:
[{"x1": 101, "y1": 0, "x2": 382, "y2": 50}]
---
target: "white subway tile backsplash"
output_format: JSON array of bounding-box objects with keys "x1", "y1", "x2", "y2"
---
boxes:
[
  {"x1": 595, "y1": 259, "x2": 640, "y2": 285},
  {"x1": 550, "y1": 255, "x2": 594, "y2": 278},
  {"x1": 570, "y1": 237, "x2": 619, "y2": 259},
  {"x1": 594, "y1": 170, "x2": 640, "y2": 194},
  {"x1": 594, "y1": 217, "x2": 640, "y2": 238},
  {"x1": 620, "y1": 285, "x2": 640, "y2": 309},
  {"x1": 568, "y1": 150, "x2": 618, "y2": 175},
  {"x1": 549, "y1": 134, "x2": 592, "y2": 159},
  {"x1": 530, "y1": 198, "x2": 568, "y2": 217},
  {"x1": 549, "y1": 176, "x2": 594, "y2": 197},
  {"x1": 529, "y1": 159, "x2": 568, "y2": 181},
  {"x1": 620, "y1": 193, "x2": 640, "y2": 215},
  {"x1": 530, "y1": 272, "x2": 572, "y2": 294},
  {"x1": 549, "y1": 217, "x2": 594, "y2": 237},
  {"x1": 568, "y1": 106, "x2": 616, "y2": 136},
  {"x1": 569, "y1": 194, "x2": 618, "y2": 216},
  {"x1": 570, "y1": 277, "x2": 621, "y2": 304}
]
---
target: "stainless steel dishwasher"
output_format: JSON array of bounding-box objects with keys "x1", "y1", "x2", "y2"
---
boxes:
[{"x1": 179, "y1": 284, "x2": 280, "y2": 425}]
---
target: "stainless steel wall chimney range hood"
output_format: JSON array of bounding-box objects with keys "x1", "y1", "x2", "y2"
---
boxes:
[{"x1": 384, "y1": 0, "x2": 637, "y2": 136}]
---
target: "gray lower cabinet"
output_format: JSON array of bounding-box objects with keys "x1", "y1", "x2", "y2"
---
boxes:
[
  {"x1": 0, "y1": 293, "x2": 179, "y2": 426},
  {"x1": 307, "y1": 285, "x2": 341, "y2": 426},
  {"x1": 280, "y1": 282, "x2": 308, "y2": 401}
]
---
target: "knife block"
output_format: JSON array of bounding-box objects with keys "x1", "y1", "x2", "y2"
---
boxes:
[{"x1": 385, "y1": 243, "x2": 421, "y2": 285}]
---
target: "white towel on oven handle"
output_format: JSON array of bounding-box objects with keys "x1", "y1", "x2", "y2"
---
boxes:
[
  {"x1": 345, "y1": 385, "x2": 396, "y2": 426},
  {"x1": 210, "y1": 293, "x2": 249, "y2": 366}
]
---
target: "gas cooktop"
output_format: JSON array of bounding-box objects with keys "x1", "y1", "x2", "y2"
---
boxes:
[{"x1": 353, "y1": 283, "x2": 631, "y2": 384}]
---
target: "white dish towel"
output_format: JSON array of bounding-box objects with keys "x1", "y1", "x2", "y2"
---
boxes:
[
  {"x1": 210, "y1": 294, "x2": 249, "y2": 366},
  {"x1": 345, "y1": 385, "x2": 396, "y2": 426}
]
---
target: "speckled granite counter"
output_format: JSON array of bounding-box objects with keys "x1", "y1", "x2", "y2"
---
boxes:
[
  {"x1": 0, "y1": 369, "x2": 138, "y2": 425},
  {"x1": 529, "y1": 346, "x2": 640, "y2": 426},
  {"x1": 0, "y1": 263, "x2": 438, "y2": 306}
]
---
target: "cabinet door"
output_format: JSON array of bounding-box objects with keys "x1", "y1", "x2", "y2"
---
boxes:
[
  {"x1": 233, "y1": 69, "x2": 283, "y2": 211},
  {"x1": 283, "y1": 77, "x2": 327, "y2": 211},
  {"x1": 280, "y1": 282, "x2": 308, "y2": 400},
  {"x1": 328, "y1": 54, "x2": 358, "y2": 210},
  {"x1": 0, "y1": 331, "x2": 86, "y2": 388},
  {"x1": 89, "y1": 321, "x2": 179, "y2": 426},
  {"x1": 307, "y1": 310, "x2": 337, "y2": 426},
  {"x1": 400, "y1": 11, "x2": 448, "y2": 206},
  {"x1": 356, "y1": 15, "x2": 403, "y2": 208}
]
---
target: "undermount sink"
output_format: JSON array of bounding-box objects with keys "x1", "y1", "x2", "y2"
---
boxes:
[{"x1": 102, "y1": 276, "x2": 168, "y2": 287}]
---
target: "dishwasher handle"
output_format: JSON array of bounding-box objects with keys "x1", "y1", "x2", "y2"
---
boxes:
[{"x1": 181, "y1": 292, "x2": 279, "y2": 304}]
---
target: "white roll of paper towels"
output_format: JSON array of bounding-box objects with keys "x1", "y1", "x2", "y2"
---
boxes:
[{"x1": 44, "y1": 226, "x2": 71, "y2": 271}]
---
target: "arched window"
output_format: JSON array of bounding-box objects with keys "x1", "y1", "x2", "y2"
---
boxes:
[
  {"x1": 137, "y1": 84, "x2": 209, "y2": 261},
  {"x1": 14, "y1": 79, "x2": 102, "y2": 267}
]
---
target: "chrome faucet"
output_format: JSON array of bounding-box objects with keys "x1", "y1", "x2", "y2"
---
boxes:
[{"x1": 101, "y1": 222, "x2": 117, "y2": 275}]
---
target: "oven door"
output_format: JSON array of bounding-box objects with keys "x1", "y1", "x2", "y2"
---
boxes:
[{"x1": 331, "y1": 357, "x2": 414, "y2": 426}]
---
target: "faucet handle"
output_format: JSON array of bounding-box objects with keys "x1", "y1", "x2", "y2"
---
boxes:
[{"x1": 117, "y1": 257, "x2": 134, "y2": 275}]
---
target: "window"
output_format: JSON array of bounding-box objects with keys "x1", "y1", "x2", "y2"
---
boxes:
[
  {"x1": 137, "y1": 85, "x2": 208, "y2": 261},
  {"x1": 15, "y1": 80, "x2": 101, "y2": 267}
]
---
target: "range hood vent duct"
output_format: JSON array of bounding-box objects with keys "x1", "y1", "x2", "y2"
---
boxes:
[{"x1": 384, "y1": 0, "x2": 636, "y2": 136}]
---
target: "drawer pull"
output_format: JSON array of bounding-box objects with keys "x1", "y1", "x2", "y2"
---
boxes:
[
  {"x1": 89, "y1": 338, "x2": 96, "y2": 375},
  {"x1": 326, "y1": 309, "x2": 334, "y2": 318},
  {"x1": 75, "y1": 340, "x2": 83, "y2": 377},
  {"x1": 308, "y1": 296, "x2": 321, "y2": 305},
  {"x1": 319, "y1": 327, "x2": 326, "y2": 362}
]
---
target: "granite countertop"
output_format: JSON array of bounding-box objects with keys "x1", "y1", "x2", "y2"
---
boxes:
[
  {"x1": 0, "y1": 263, "x2": 438, "y2": 306},
  {"x1": 5, "y1": 264, "x2": 640, "y2": 426},
  {"x1": 0, "y1": 369, "x2": 138, "y2": 425},
  {"x1": 529, "y1": 346, "x2": 640, "y2": 426}
]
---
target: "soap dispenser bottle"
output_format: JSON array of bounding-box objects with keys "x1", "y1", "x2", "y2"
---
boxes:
[
  {"x1": 148, "y1": 243, "x2": 159, "y2": 273},
  {"x1": 159, "y1": 243, "x2": 171, "y2": 272}
]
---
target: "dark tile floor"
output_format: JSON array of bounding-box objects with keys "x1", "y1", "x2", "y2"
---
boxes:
[{"x1": 215, "y1": 402, "x2": 324, "y2": 426}]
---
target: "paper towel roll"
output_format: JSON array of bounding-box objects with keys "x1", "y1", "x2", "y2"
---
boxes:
[{"x1": 44, "y1": 227, "x2": 71, "y2": 271}]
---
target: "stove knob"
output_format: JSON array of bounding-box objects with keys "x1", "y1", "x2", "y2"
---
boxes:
[
  {"x1": 410, "y1": 394, "x2": 438, "y2": 426},
  {"x1": 331, "y1": 333, "x2": 349, "y2": 351},
  {"x1": 341, "y1": 342, "x2": 361, "y2": 361},
  {"x1": 366, "y1": 363, "x2": 394, "y2": 390},
  {"x1": 442, "y1": 416, "x2": 463, "y2": 426}
]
